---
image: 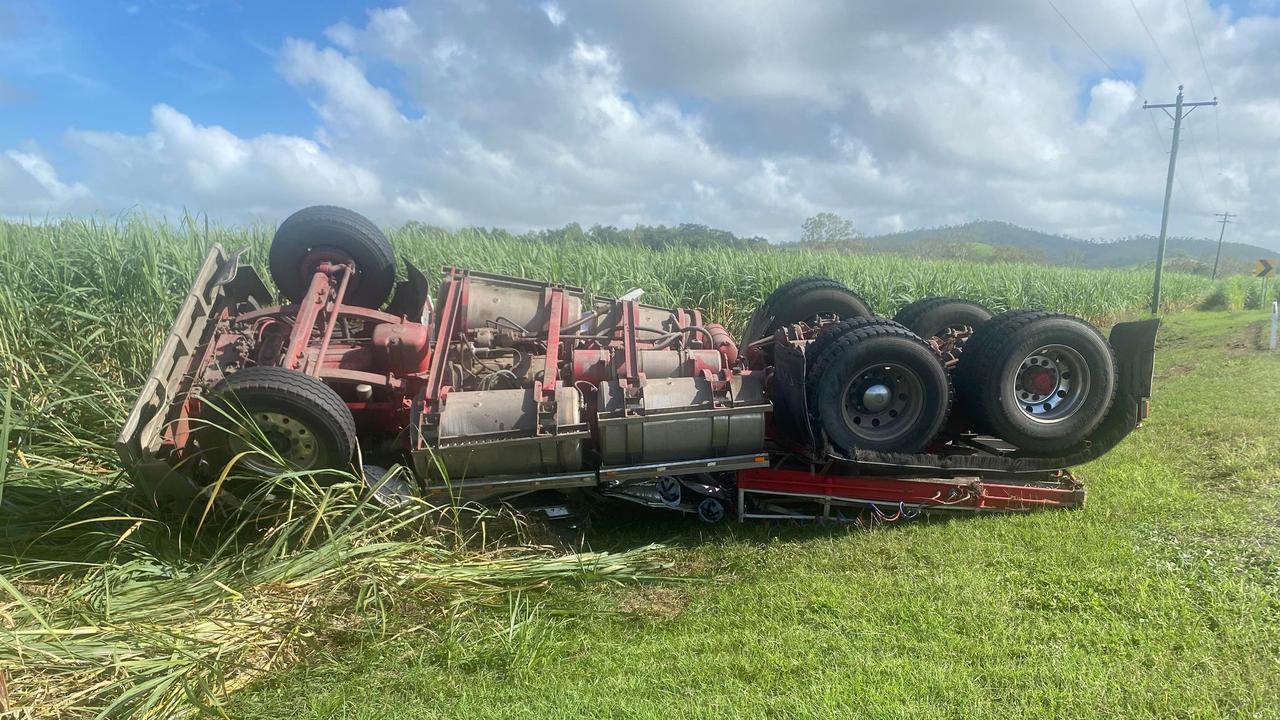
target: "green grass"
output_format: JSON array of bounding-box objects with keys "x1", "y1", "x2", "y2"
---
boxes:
[
  {"x1": 234, "y1": 311, "x2": 1280, "y2": 719},
  {"x1": 0, "y1": 213, "x2": 1276, "y2": 717}
]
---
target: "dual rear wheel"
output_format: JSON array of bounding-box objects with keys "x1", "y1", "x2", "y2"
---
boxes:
[
  {"x1": 805, "y1": 318, "x2": 951, "y2": 453},
  {"x1": 954, "y1": 310, "x2": 1117, "y2": 455},
  {"x1": 759, "y1": 278, "x2": 1119, "y2": 456}
]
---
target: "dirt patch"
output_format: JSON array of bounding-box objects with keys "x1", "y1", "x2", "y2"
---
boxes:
[
  {"x1": 1154, "y1": 363, "x2": 1193, "y2": 381},
  {"x1": 1247, "y1": 319, "x2": 1280, "y2": 352},
  {"x1": 618, "y1": 586, "x2": 690, "y2": 620}
]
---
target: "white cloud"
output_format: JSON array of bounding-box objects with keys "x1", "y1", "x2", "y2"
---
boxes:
[
  {"x1": 541, "y1": 2, "x2": 565, "y2": 28},
  {"x1": 3, "y1": 1, "x2": 1280, "y2": 250},
  {"x1": 0, "y1": 147, "x2": 91, "y2": 214},
  {"x1": 64, "y1": 104, "x2": 384, "y2": 217}
]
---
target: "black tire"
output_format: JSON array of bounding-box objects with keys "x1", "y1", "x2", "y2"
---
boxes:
[
  {"x1": 205, "y1": 366, "x2": 357, "y2": 476},
  {"x1": 743, "y1": 275, "x2": 831, "y2": 343},
  {"x1": 893, "y1": 297, "x2": 993, "y2": 338},
  {"x1": 804, "y1": 316, "x2": 907, "y2": 375},
  {"x1": 954, "y1": 310, "x2": 1117, "y2": 455},
  {"x1": 807, "y1": 320, "x2": 951, "y2": 453},
  {"x1": 745, "y1": 277, "x2": 873, "y2": 342},
  {"x1": 269, "y1": 205, "x2": 396, "y2": 309}
]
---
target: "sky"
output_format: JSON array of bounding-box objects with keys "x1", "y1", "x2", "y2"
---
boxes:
[{"x1": 2, "y1": 0, "x2": 1279, "y2": 250}]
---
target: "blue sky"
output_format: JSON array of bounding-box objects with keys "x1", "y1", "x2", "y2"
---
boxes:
[
  {"x1": 3, "y1": 1, "x2": 1279, "y2": 250},
  {"x1": 1, "y1": 2, "x2": 369, "y2": 153}
]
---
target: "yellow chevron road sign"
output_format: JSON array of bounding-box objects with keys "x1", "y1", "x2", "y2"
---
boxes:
[{"x1": 1256, "y1": 258, "x2": 1277, "y2": 278}]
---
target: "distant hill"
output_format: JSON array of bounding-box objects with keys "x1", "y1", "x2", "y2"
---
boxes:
[{"x1": 805, "y1": 220, "x2": 1272, "y2": 276}]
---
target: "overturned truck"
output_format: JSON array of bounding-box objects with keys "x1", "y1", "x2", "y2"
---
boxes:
[{"x1": 118, "y1": 206, "x2": 1158, "y2": 523}]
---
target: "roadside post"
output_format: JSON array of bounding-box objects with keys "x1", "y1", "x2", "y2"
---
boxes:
[
  {"x1": 1256, "y1": 259, "x2": 1277, "y2": 312},
  {"x1": 1271, "y1": 301, "x2": 1278, "y2": 353}
]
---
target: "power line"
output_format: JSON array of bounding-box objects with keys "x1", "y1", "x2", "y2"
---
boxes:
[
  {"x1": 1152, "y1": 110, "x2": 1187, "y2": 193},
  {"x1": 1129, "y1": 0, "x2": 1177, "y2": 77},
  {"x1": 1044, "y1": 0, "x2": 1118, "y2": 75},
  {"x1": 1182, "y1": 0, "x2": 1216, "y2": 95},
  {"x1": 1184, "y1": 118, "x2": 1210, "y2": 196},
  {"x1": 1144, "y1": 108, "x2": 1166, "y2": 148},
  {"x1": 1180, "y1": 0, "x2": 1225, "y2": 175},
  {"x1": 1213, "y1": 104, "x2": 1223, "y2": 169}
]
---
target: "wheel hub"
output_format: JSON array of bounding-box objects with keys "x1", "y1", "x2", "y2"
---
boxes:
[
  {"x1": 232, "y1": 411, "x2": 321, "y2": 469},
  {"x1": 656, "y1": 476, "x2": 683, "y2": 508},
  {"x1": 1010, "y1": 344, "x2": 1091, "y2": 423},
  {"x1": 841, "y1": 363, "x2": 926, "y2": 443},
  {"x1": 861, "y1": 384, "x2": 892, "y2": 412}
]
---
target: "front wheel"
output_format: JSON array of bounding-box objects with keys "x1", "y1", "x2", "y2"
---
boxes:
[
  {"x1": 269, "y1": 206, "x2": 396, "y2": 309},
  {"x1": 204, "y1": 366, "x2": 357, "y2": 477}
]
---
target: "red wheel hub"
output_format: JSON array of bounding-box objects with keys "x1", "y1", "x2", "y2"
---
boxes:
[{"x1": 1023, "y1": 367, "x2": 1057, "y2": 395}]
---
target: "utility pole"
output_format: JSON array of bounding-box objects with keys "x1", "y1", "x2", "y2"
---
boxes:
[
  {"x1": 1143, "y1": 86, "x2": 1218, "y2": 314},
  {"x1": 1210, "y1": 211, "x2": 1236, "y2": 280}
]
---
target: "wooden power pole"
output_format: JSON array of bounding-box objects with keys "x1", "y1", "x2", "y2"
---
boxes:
[
  {"x1": 1210, "y1": 211, "x2": 1236, "y2": 280},
  {"x1": 1143, "y1": 86, "x2": 1218, "y2": 314}
]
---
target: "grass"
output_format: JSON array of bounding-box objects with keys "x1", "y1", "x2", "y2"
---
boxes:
[
  {"x1": 233, "y1": 311, "x2": 1280, "y2": 719},
  {"x1": 0, "y1": 212, "x2": 1276, "y2": 717},
  {"x1": 3, "y1": 215, "x2": 1272, "y2": 340}
]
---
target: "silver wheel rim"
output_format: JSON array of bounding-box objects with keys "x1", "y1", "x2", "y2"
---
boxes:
[
  {"x1": 230, "y1": 410, "x2": 321, "y2": 471},
  {"x1": 1006, "y1": 344, "x2": 1091, "y2": 424},
  {"x1": 839, "y1": 362, "x2": 927, "y2": 444}
]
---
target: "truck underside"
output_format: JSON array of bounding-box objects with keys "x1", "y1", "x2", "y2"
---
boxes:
[{"x1": 117, "y1": 206, "x2": 1158, "y2": 523}]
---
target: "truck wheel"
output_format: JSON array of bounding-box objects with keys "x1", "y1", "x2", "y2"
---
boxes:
[
  {"x1": 807, "y1": 321, "x2": 951, "y2": 453},
  {"x1": 697, "y1": 497, "x2": 728, "y2": 524},
  {"x1": 804, "y1": 316, "x2": 908, "y2": 375},
  {"x1": 269, "y1": 205, "x2": 396, "y2": 309},
  {"x1": 205, "y1": 366, "x2": 357, "y2": 477},
  {"x1": 893, "y1": 297, "x2": 992, "y2": 338},
  {"x1": 745, "y1": 277, "x2": 872, "y2": 342},
  {"x1": 954, "y1": 311, "x2": 1117, "y2": 455},
  {"x1": 744, "y1": 275, "x2": 831, "y2": 342}
]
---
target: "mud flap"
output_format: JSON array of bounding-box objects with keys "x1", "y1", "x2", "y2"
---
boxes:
[{"x1": 385, "y1": 259, "x2": 432, "y2": 323}]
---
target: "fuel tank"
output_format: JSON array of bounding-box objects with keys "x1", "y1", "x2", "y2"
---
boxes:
[
  {"x1": 595, "y1": 373, "x2": 768, "y2": 466},
  {"x1": 416, "y1": 386, "x2": 587, "y2": 481},
  {"x1": 462, "y1": 272, "x2": 584, "y2": 332}
]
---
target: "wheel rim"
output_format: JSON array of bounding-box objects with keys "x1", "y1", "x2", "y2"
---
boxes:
[
  {"x1": 230, "y1": 411, "x2": 321, "y2": 472},
  {"x1": 697, "y1": 498, "x2": 726, "y2": 523},
  {"x1": 1006, "y1": 344, "x2": 1092, "y2": 424},
  {"x1": 839, "y1": 362, "x2": 927, "y2": 444},
  {"x1": 656, "y1": 476, "x2": 682, "y2": 508}
]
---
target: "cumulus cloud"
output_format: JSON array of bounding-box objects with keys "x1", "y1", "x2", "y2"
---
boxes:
[
  {"x1": 0, "y1": 147, "x2": 92, "y2": 215},
  {"x1": 3, "y1": 0, "x2": 1280, "y2": 249},
  {"x1": 65, "y1": 104, "x2": 383, "y2": 216}
]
